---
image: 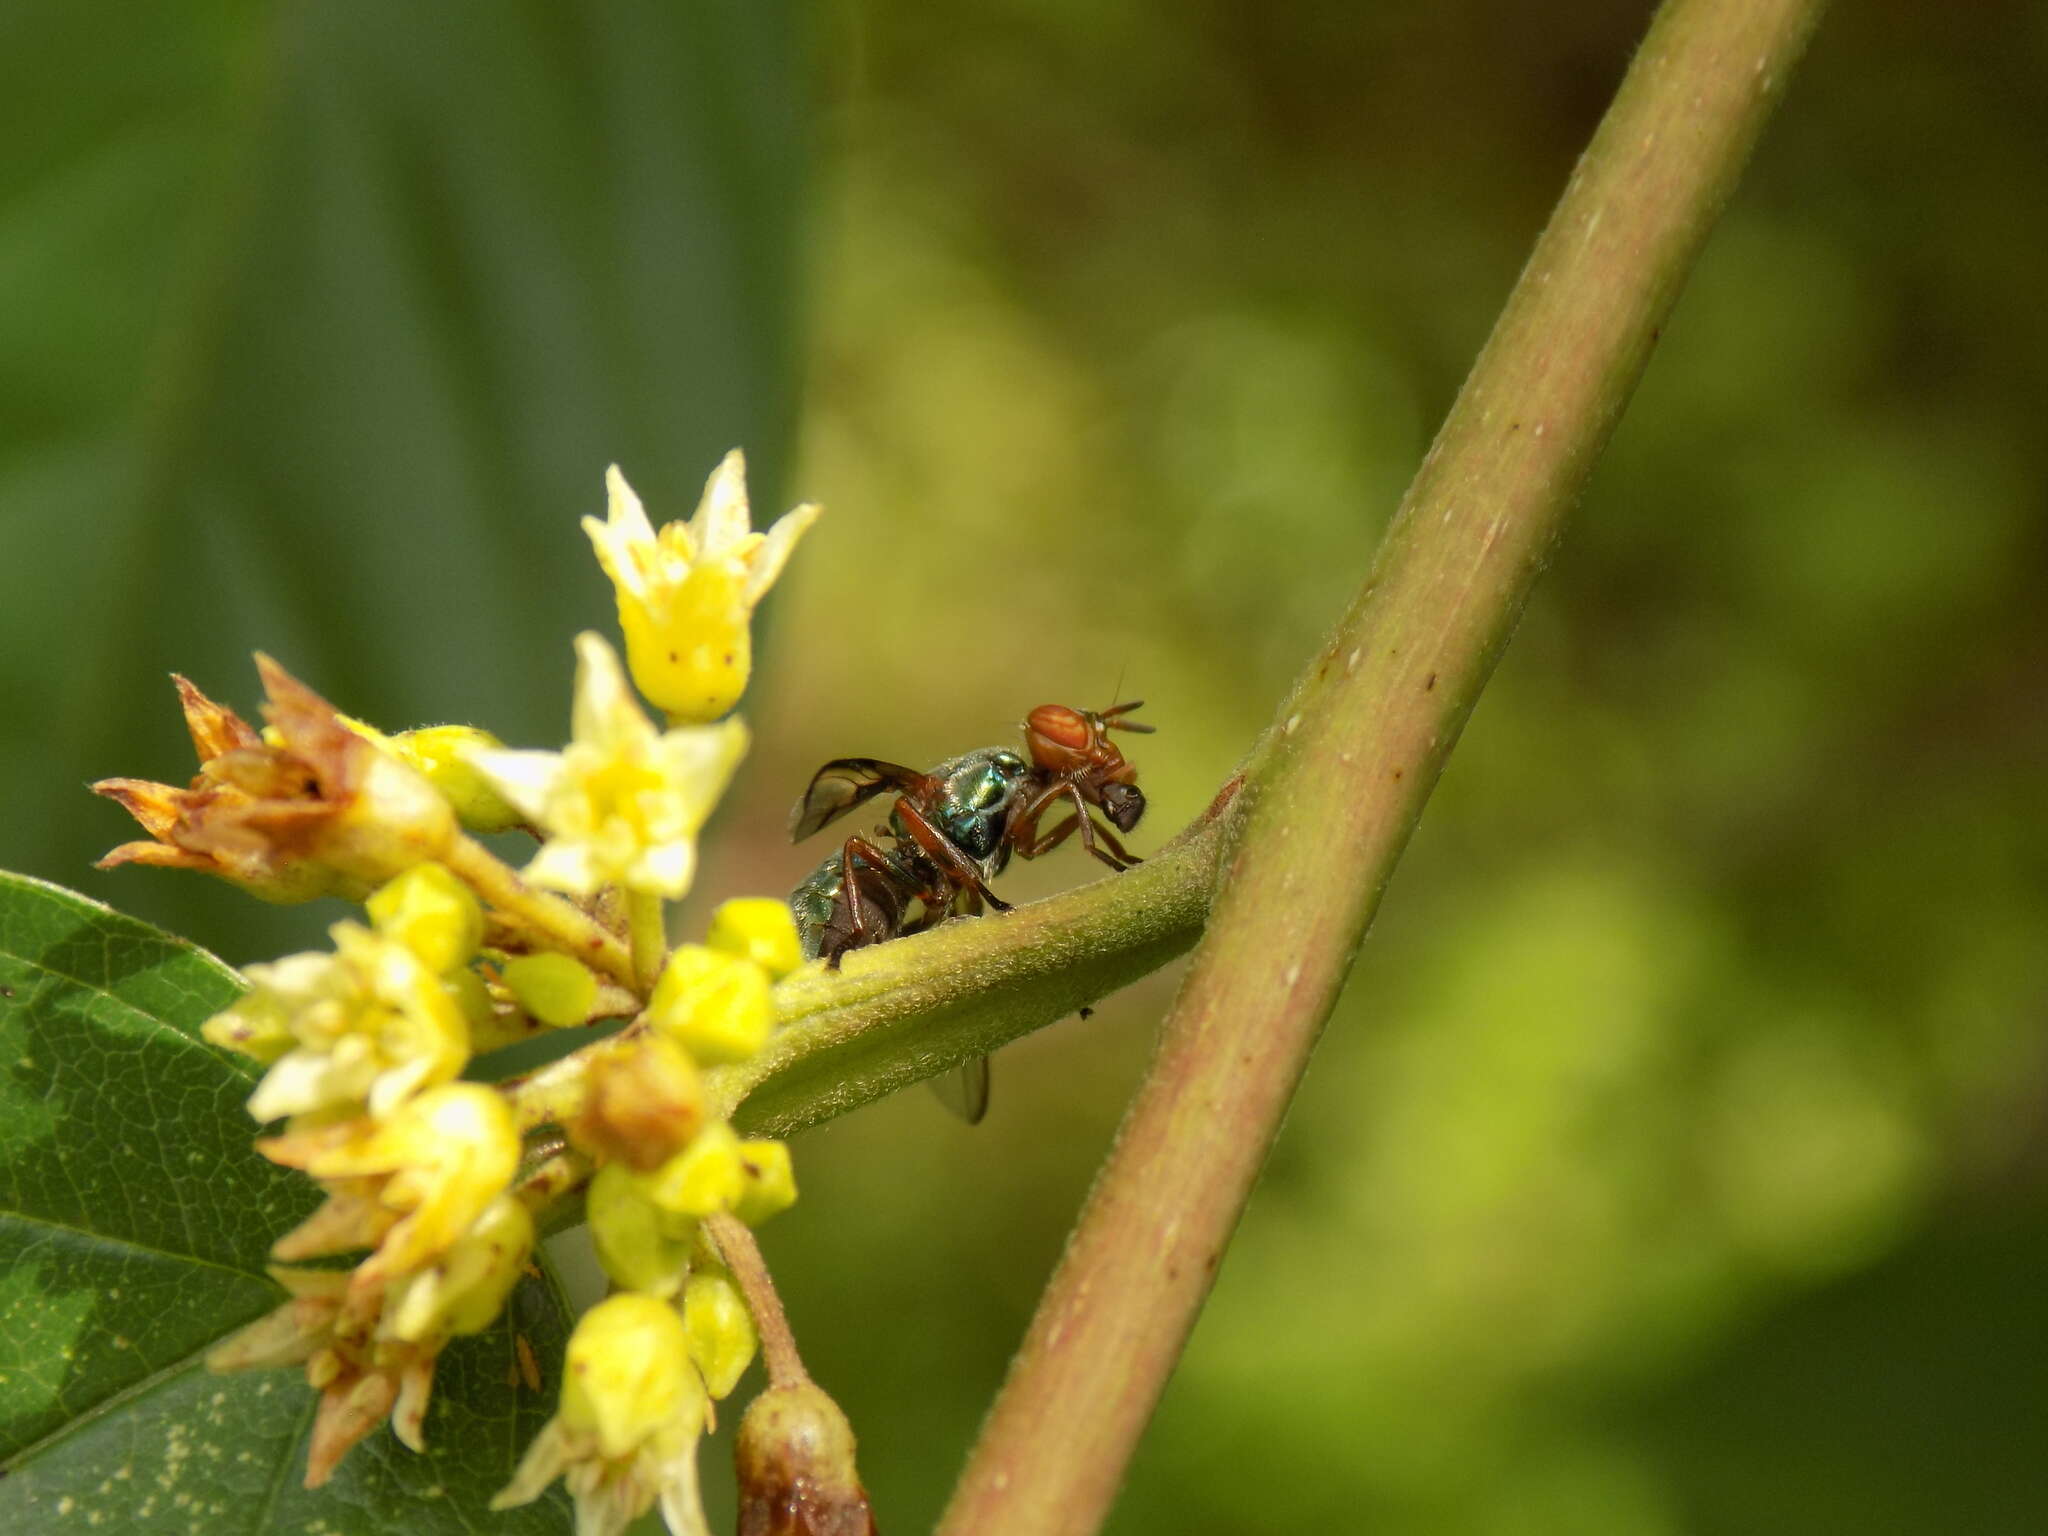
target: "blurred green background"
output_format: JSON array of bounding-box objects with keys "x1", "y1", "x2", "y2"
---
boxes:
[{"x1": 5, "y1": 1, "x2": 2046, "y2": 1532}]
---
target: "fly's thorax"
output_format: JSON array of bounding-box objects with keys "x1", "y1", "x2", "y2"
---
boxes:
[{"x1": 926, "y1": 747, "x2": 1031, "y2": 863}]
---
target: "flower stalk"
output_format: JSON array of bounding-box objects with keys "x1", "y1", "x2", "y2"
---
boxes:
[
  {"x1": 706, "y1": 1211, "x2": 807, "y2": 1389},
  {"x1": 628, "y1": 888, "x2": 668, "y2": 995},
  {"x1": 442, "y1": 833, "x2": 635, "y2": 989}
]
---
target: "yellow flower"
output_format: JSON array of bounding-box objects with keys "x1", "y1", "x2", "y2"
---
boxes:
[
  {"x1": 583, "y1": 451, "x2": 821, "y2": 722},
  {"x1": 214, "y1": 919, "x2": 470, "y2": 1123},
  {"x1": 493, "y1": 1294, "x2": 713, "y2": 1536},
  {"x1": 382, "y1": 1193, "x2": 534, "y2": 1345},
  {"x1": 261, "y1": 1083, "x2": 520, "y2": 1291},
  {"x1": 208, "y1": 1189, "x2": 534, "y2": 1487},
  {"x1": 467, "y1": 632, "x2": 747, "y2": 898}
]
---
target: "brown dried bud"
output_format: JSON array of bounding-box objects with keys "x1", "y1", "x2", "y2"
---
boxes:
[
  {"x1": 94, "y1": 659, "x2": 455, "y2": 899},
  {"x1": 570, "y1": 1032, "x2": 706, "y2": 1172},
  {"x1": 735, "y1": 1382, "x2": 878, "y2": 1536}
]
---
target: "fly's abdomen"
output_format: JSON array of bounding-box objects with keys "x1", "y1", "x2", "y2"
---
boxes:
[{"x1": 790, "y1": 854, "x2": 845, "y2": 962}]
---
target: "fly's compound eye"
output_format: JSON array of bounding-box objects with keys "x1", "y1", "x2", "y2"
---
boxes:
[
  {"x1": 1101, "y1": 782, "x2": 1145, "y2": 833},
  {"x1": 1026, "y1": 705, "x2": 1092, "y2": 751}
]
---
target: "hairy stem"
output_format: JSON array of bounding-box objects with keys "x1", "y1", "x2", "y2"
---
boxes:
[
  {"x1": 715, "y1": 796, "x2": 1232, "y2": 1136},
  {"x1": 706, "y1": 1212, "x2": 809, "y2": 1389},
  {"x1": 937, "y1": 1, "x2": 1831, "y2": 1532},
  {"x1": 443, "y1": 834, "x2": 635, "y2": 989}
]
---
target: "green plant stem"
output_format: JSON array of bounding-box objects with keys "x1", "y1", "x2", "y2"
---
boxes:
[
  {"x1": 713, "y1": 794, "x2": 1234, "y2": 1135},
  {"x1": 627, "y1": 888, "x2": 666, "y2": 995},
  {"x1": 936, "y1": 1, "x2": 1830, "y2": 1532},
  {"x1": 443, "y1": 834, "x2": 635, "y2": 989}
]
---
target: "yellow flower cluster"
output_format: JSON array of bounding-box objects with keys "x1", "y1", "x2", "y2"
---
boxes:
[{"x1": 101, "y1": 451, "x2": 823, "y2": 1525}]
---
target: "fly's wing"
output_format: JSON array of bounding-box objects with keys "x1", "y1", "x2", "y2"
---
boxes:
[
  {"x1": 789, "y1": 758, "x2": 932, "y2": 841},
  {"x1": 930, "y1": 1054, "x2": 993, "y2": 1125}
]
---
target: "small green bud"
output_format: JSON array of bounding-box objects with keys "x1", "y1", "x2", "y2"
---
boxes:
[
  {"x1": 650, "y1": 945, "x2": 774, "y2": 1066},
  {"x1": 445, "y1": 964, "x2": 495, "y2": 1026},
  {"x1": 706, "y1": 898, "x2": 804, "y2": 981},
  {"x1": 682, "y1": 1264, "x2": 757, "y2": 1400},
  {"x1": 588, "y1": 1161, "x2": 696, "y2": 1296},
  {"x1": 366, "y1": 863, "x2": 483, "y2": 973},
  {"x1": 732, "y1": 1138, "x2": 798, "y2": 1227},
  {"x1": 501, "y1": 952, "x2": 599, "y2": 1027}
]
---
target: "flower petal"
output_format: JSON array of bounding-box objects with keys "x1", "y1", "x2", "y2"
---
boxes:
[
  {"x1": 630, "y1": 839, "x2": 696, "y2": 900},
  {"x1": 686, "y1": 449, "x2": 752, "y2": 558},
  {"x1": 583, "y1": 466, "x2": 661, "y2": 596},
  {"x1": 464, "y1": 747, "x2": 567, "y2": 823},
  {"x1": 571, "y1": 632, "x2": 657, "y2": 752},
  {"x1": 525, "y1": 836, "x2": 602, "y2": 896},
  {"x1": 740, "y1": 500, "x2": 823, "y2": 606},
  {"x1": 491, "y1": 1417, "x2": 576, "y2": 1511},
  {"x1": 652, "y1": 718, "x2": 750, "y2": 832}
]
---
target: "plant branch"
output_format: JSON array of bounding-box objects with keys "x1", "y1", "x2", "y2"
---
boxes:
[
  {"x1": 938, "y1": 1, "x2": 1830, "y2": 1532},
  {"x1": 713, "y1": 794, "x2": 1234, "y2": 1137}
]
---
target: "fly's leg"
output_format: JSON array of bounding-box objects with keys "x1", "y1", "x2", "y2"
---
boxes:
[
  {"x1": 895, "y1": 799, "x2": 1012, "y2": 912},
  {"x1": 837, "y1": 835, "x2": 902, "y2": 947}
]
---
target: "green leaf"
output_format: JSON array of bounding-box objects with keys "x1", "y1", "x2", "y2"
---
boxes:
[
  {"x1": 0, "y1": 873, "x2": 574, "y2": 1532},
  {"x1": 0, "y1": 1, "x2": 808, "y2": 966}
]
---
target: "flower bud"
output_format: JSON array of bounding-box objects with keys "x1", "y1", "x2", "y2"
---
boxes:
[
  {"x1": 706, "y1": 898, "x2": 804, "y2": 980},
  {"x1": 501, "y1": 951, "x2": 599, "y2": 1027},
  {"x1": 644, "y1": 1122, "x2": 747, "y2": 1219},
  {"x1": 650, "y1": 945, "x2": 774, "y2": 1066},
  {"x1": 732, "y1": 1138, "x2": 798, "y2": 1227},
  {"x1": 560, "y1": 1294, "x2": 702, "y2": 1462},
  {"x1": 366, "y1": 863, "x2": 483, "y2": 974},
  {"x1": 382, "y1": 724, "x2": 527, "y2": 834},
  {"x1": 734, "y1": 1382, "x2": 877, "y2": 1536},
  {"x1": 622, "y1": 558, "x2": 753, "y2": 724},
  {"x1": 572, "y1": 1032, "x2": 705, "y2": 1171},
  {"x1": 682, "y1": 1264, "x2": 757, "y2": 1400},
  {"x1": 587, "y1": 1161, "x2": 696, "y2": 1297}
]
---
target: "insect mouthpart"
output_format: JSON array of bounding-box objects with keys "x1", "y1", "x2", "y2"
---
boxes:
[{"x1": 1101, "y1": 782, "x2": 1145, "y2": 833}]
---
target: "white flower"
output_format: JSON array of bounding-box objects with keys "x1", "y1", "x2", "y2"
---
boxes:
[
  {"x1": 468, "y1": 632, "x2": 747, "y2": 898},
  {"x1": 213, "y1": 921, "x2": 470, "y2": 1123}
]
